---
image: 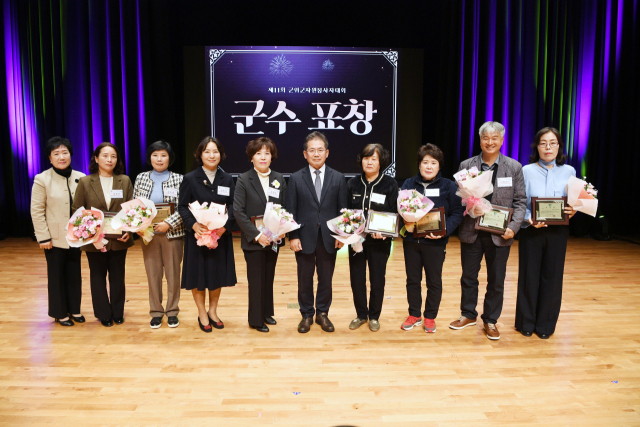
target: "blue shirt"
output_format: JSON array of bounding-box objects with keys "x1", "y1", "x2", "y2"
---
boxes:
[
  {"x1": 522, "y1": 161, "x2": 576, "y2": 226},
  {"x1": 149, "y1": 169, "x2": 170, "y2": 204}
]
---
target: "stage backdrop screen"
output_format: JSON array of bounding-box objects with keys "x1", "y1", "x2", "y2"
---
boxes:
[{"x1": 206, "y1": 46, "x2": 398, "y2": 177}]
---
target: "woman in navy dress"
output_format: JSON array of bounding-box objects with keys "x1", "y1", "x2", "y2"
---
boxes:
[{"x1": 179, "y1": 137, "x2": 237, "y2": 333}]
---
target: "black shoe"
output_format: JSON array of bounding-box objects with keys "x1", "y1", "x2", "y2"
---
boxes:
[
  {"x1": 101, "y1": 319, "x2": 113, "y2": 327},
  {"x1": 70, "y1": 314, "x2": 85, "y2": 323},
  {"x1": 250, "y1": 324, "x2": 269, "y2": 332},
  {"x1": 150, "y1": 317, "x2": 162, "y2": 329},
  {"x1": 520, "y1": 330, "x2": 533, "y2": 337},
  {"x1": 198, "y1": 317, "x2": 212, "y2": 333},
  {"x1": 55, "y1": 318, "x2": 74, "y2": 327},
  {"x1": 113, "y1": 317, "x2": 124, "y2": 325},
  {"x1": 208, "y1": 315, "x2": 224, "y2": 329},
  {"x1": 264, "y1": 316, "x2": 277, "y2": 325},
  {"x1": 536, "y1": 332, "x2": 551, "y2": 339},
  {"x1": 167, "y1": 316, "x2": 179, "y2": 328}
]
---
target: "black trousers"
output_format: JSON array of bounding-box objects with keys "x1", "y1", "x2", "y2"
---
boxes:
[
  {"x1": 403, "y1": 241, "x2": 446, "y2": 319},
  {"x1": 348, "y1": 241, "x2": 391, "y2": 320},
  {"x1": 515, "y1": 226, "x2": 569, "y2": 335},
  {"x1": 460, "y1": 232, "x2": 511, "y2": 324},
  {"x1": 44, "y1": 247, "x2": 82, "y2": 319},
  {"x1": 295, "y1": 229, "x2": 336, "y2": 318},
  {"x1": 243, "y1": 248, "x2": 279, "y2": 327},
  {"x1": 85, "y1": 249, "x2": 128, "y2": 320}
]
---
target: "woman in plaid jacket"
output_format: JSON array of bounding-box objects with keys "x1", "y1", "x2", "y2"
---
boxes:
[{"x1": 133, "y1": 140, "x2": 185, "y2": 329}]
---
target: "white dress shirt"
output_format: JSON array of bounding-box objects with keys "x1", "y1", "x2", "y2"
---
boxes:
[{"x1": 309, "y1": 163, "x2": 326, "y2": 189}]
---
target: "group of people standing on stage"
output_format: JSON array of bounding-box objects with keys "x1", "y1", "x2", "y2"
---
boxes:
[{"x1": 31, "y1": 120, "x2": 577, "y2": 341}]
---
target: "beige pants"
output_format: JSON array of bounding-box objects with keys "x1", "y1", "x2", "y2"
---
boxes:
[{"x1": 141, "y1": 233, "x2": 184, "y2": 317}]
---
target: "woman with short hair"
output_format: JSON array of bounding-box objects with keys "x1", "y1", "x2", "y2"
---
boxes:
[
  {"x1": 133, "y1": 140, "x2": 185, "y2": 329},
  {"x1": 400, "y1": 143, "x2": 465, "y2": 333},
  {"x1": 31, "y1": 137, "x2": 86, "y2": 326},
  {"x1": 234, "y1": 137, "x2": 287, "y2": 332},
  {"x1": 515, "y1": 127, "x2": 577, "y2": 339}
]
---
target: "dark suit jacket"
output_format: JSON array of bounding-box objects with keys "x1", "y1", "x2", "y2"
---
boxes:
[
  {"x1": 457, "y1": 153, "x2": 527, "y2": 247},
  {"x1": 286, "y1": 165, "x2": 348, "y2": 254},
  {"x1": 178, "y1": 167, "x2": 235, "y2": 234},
  {"x1": 71, "y1": 173, "x2": 135, "y2": 252},
  {"x1": 233, "y1": 169, "x2": 287, "y2": 251}
]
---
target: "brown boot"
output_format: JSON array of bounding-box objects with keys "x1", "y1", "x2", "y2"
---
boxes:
[
  {"x1": 483, "y1": 322, "x2": 500, "y2": 340},
  {"x1": 315, "y1": 312, "x2": 335, "y2": 332},
  {"x1": 298, "y1": 317, "x2": 313, "y2": 333}
]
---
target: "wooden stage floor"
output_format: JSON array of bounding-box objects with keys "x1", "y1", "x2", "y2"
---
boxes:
[{"x1": 1, "y1": 236, "x2": 639, "y2": 426}]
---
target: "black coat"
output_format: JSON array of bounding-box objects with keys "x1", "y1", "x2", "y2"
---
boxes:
[
  {"x1": 347, "y1": 173, "x2": 399, "y2": 245},
  {"x1": 178, "y1": 167, "x2": 237, "y2": 290},
  {"x1": 286, "y1": 165, "x2": 348, "y2": 254},
  {"x1": 233, "y1": 169, "x2": 287, "y2": 251}
]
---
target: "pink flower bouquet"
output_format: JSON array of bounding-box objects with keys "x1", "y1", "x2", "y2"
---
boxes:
[
  {"x1": 397, "y1": 189, "x2": 435, "y2": 232},
  {"x1": 111, "y1": 198, "x2": 157, "y2": 244},
  {"x1": 66, "y1": 207, "x2": 108, "y2": 251},
  {"x1": 189, "y1": 201, "x2": 228, "y2": 249},
  {"x1": 326, "y1": 208, "x2": 366, "y2": 253},
  {"x1": 259, "y1": 202, "x2": 300, "y2": 244},
  {"x1": 566, "y1": 176, "x2": 598, "y2": 217},
  {"x1": 454, "y1": 167, "x2": 494, "y2": 218}
]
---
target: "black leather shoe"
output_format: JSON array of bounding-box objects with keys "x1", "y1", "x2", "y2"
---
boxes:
[
  {"x1": 520, "y1": 330, "x2": 533, "y2": 337},
  {"x1": 264, "y1": 316, "x2": 277, "y2": 325},
  {"x1": 198, "y1": 317, "x2": 212, "y2": 333},
  {"x1": 208, "y1": 315, "x2": 224, "y2": 329},
  {"x1": 298, "y1": 317, "x2": 313, "y2": 333},
  {"x1": 537, "y1": 332, "x2": 551, "y2": 339},
  {"x1": 113, "y1": 317, "x2": 124, "y2": 325},
  {"x1": 250, "y1": 324, "x2": 269, "y2": 332},
  {"x1": 70, "y1": 315, "x2": 85, "y2": 323},
  {"x1": 315, "y1": 312, "x2": 335, "y2": 332},
  {"x1": 101, "y1": 319, "x2": 113, "y2": 327},
  {"x1": 55, "y1": 318, "x2": 74, "y2": 326}
]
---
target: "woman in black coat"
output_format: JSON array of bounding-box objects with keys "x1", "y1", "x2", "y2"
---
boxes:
[
  {"x1": 346, "y1": 144, "x2": 398, "y2": 332},
  {"x1": 178, "y1": 137, "x2": 236, "y2": 333},
  {"x1": 233, "y1": 137, "x2": 287, "y2": 333}
]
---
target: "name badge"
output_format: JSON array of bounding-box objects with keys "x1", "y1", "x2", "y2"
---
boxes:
[
  {"x1": 164, "y1": 188, "x2": 178, "y2": 198},
  {"x1": 497, "y1": 177, "x2": 513, "y2": 187},
  {"x1": 110, "y1": 189, "x2": 123, "y2": 199},
  {"x1": 217, "y1": 186, "x2": 230, "y2": 196},
  {"x1": 267, "y1": 187, "x2": 280, "y2": 198},
  {"x1": 424, "y1": 188, "x2": 440, "y2": 197},
  {"x1": 370, "y1": 192, "x2": 386, "y2": 204}
]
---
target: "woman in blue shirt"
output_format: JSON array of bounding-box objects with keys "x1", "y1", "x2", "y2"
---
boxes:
[
  {"x1": 515, "y1": 127, "x2": 577, "y2": 339},
  {"x1": 400, "y1": 144, "x2": 465, "y2": 333}
]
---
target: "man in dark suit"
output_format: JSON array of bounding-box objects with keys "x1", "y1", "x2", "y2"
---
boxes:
[
  {"x1": 449, "y1": 121, "x2": 526, "y2": 340},
  {"x1": 287, "y1": 131, "x2": 348, "y2": 333}
]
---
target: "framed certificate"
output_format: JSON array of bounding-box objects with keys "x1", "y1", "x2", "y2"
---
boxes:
[
  {"x1": 475, "y1": 204, "x2": 513, "y2": 235},
  {"x1": 250, "y1": 215, "x2": 265, "y2": 229},
  {"x1": 153, "y1": 203, "x2": 175, "y2": 225},
  {"x1": 364, "y1": 210, "x2": 400, "y2": 237},
  {"x1": 102, "y1": 212, "x2": 123, "y2": 239},
  {"x1": 531, "y1": 197, "x2": 569, "y2": 225},
  {"x1": 413, "y1": 207, "x2": 446, "y2": 238}
]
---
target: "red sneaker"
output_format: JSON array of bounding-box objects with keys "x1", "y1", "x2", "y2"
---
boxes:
[
  {"x1": 424, "y1": 318, "x2": 436, "y2": 333},
  {"x1": 401, "y1": 316, "x2": 423, "y2": 331}
]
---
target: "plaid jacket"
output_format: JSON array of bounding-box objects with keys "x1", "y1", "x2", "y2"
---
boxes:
[{"x1": 133, "y1": 171, "x2": 185, "y2": 239}]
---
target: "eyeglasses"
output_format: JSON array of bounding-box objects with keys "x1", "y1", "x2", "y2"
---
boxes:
[
  {"x1": 306, "y1": 149, "x2": 326, "y2": 155},
  {"x1": 538, "y1": 141, "x2": 559, "y2": 148}
]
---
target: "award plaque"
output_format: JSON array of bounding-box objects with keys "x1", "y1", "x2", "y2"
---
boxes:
[
  {"x1": 250, "y1": 215, "x2": 265, "y2": 229},
  {"x1": 531, "y1": 197, "x2": 569, "y2": 225},
  {"x1": 102, "y1": 212, "x2": 123, "y2": 239},
  {"x1": 475, "y1": 204, "x2": 514, "y2": 235},
  {"x1": 413, "y1": 207, "x2": 446, "y2": 238},
  {"x1": 364, "y1": 210, "x2": 400, "y2": 238},
  {"x1": 153, "y1": 202, "x2": 175, "y2": 225}
]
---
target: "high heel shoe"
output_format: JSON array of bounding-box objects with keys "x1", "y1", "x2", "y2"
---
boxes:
[
  {"x1": 198, "y1": 317, "x2": 212, "y2": 333},
  {"x1": 208, "y1": 314, "x2": 224, "y2": 329},
  {"x1": 70, "y1": 314, "x2": 85, "y2": 323},
  {"x1": 55, "y1": 318, "x2": 74, "y2": 326}
]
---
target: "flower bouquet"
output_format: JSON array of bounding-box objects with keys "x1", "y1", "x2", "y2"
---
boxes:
[
  {"x1": 454, "y1": 166, "x2": 494, "y2": 218},
  {"x1": 189, "y1": 201, "x2": 228, "y2": 249},
  {"x1": 566, "y1": 176, "x2": 598, "y2": 217},
  {"x1": 258, "y1": 202, "x2": 300, "y2": 245},
  {"x1": 111, "y1": 198, "x2": 157, "y2": 244},
  {"x1": 397, "y1": 189, "x2": 435, "y2": 234},
  {"x1": 66, "y1": 207, "x2": 108, "y2": 251},
  {"x1": 326, "y1": 208, "x2": 366, "y2": 253}
]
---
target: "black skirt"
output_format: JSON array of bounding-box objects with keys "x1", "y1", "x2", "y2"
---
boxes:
[{"x1": 181, "y1": 231, "x2": 237, "y2": 291}]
